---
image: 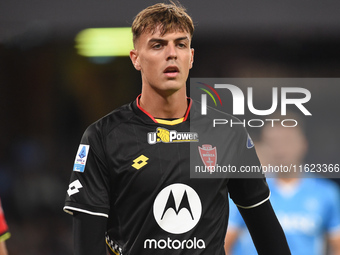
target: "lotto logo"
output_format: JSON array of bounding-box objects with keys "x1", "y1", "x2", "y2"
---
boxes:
[
  {"x1": 132, "y1": 155, "x2": 149, "y2": 170},
  {"x1": 67, "y1": 180, "x2": 83, "y2": 196}
]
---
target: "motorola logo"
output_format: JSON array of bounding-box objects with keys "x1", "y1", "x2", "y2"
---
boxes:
[
  {"x1": 153, "y1": 183, "x2": 202, "y2": 234},
  {"x1": 147, "y1": 184, "x2": 205, "y2": 250}
]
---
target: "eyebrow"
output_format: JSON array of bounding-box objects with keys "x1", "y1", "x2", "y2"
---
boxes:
[{"x1": 148, "y1": 36, "x2": 190, "y2": 44}]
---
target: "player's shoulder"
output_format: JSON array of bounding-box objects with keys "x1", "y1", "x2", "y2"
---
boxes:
[
  {"x1": 191, "y1": 99, "x2": 247, "y2": 136},
  {"x1": 301, "y1": 178, "x2": 340, "y2": 199},
  {"x1": 84, "y1": 101, "x2": 135, "y2": 138},
  {"x1": 313, "y1": 178, "x2": 340, "y2": 193},
  {"x1": 191, "y1": 99, "x2": 237, "y2": 119}
]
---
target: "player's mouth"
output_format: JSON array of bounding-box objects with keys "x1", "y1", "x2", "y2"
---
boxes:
[{"x1": 163, "y1": 66, "x2": 179, "y2": 78}]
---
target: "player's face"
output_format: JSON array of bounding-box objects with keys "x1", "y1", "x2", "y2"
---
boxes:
[
  {"x1": 130, "y1": 26, "x2": 194, "y2": 95},
  {"x1": 261, "y1": 125, "x2": 307, "y2": 167}
]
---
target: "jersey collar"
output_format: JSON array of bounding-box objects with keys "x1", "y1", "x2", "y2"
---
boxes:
[{"x1": 133, "y1": 94, "x2": 192, "y2": 126}]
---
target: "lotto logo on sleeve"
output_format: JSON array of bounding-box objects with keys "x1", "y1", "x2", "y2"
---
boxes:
[{"x1": 73, "y1": 144, "x2": 90, "y2": 172}]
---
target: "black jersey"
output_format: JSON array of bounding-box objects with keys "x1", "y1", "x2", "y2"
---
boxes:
[{"x1": 64, "y1": 96, "x2": 269, "y2": 255}]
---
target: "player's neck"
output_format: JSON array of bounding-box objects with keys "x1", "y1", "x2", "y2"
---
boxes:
[{"x1": 139, "y1": 88, "x2": 188, "y2": 119}]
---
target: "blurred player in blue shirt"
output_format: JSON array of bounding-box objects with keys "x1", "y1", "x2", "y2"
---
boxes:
[{"x1": 225, "y1": 112, "x2": 340, "y2": 255}]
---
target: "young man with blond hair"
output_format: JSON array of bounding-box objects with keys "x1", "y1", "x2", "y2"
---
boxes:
[{"x1": 64, "y1": 2, "x2": 291, "y2": 254}]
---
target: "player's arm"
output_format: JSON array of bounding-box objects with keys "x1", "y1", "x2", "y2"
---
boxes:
[
  {"x1": 228, "y1": 130, "x2": 290, "y2": 254},
  {"x1": 224, "y1": 200, "x2": 244, "y2": 254},
  {"x1": 73, "y1": 212, "x2": 108, "y2": 255},
  {"x1": 0, "y1": 230, "x2": 9, "y2": 255},
  {"x1": 328, "y1": 233, "x2": 340, "y2": 255},
  {"x1": 325, "y1": 182, "x2": 340, "y2": 255},
  {"x1": 65, "y1": 124, "x2": 111, "y2": 254},
  {"x1": 224, "y1": 227, "x2": 240, "y2": 255},
  {"x1": 238, "y1": 199, "x2": 291, "y2": 255},
  {"x1": 0, "y1": 241, "x2": 8, "y2": 255}
]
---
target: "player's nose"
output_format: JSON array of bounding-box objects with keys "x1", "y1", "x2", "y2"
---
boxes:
[{"x1": 166, "y1": 43, "x2": 177, "y2": 60}]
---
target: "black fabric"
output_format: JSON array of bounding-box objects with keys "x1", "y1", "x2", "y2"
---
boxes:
[
  {"x1": 65, "y1": 99, "x2": 270, "y2": 254},
  {"x1": 238, "y1": 200, "x2": 291, "y2": 255},
  {"x1": 73, "y1": 212, "x2": 107, "y2": 255}
]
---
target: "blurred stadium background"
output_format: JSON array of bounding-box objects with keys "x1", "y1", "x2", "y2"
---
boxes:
[{"x1": 1, "y1": 0, "x2": 340, "y2": 254}]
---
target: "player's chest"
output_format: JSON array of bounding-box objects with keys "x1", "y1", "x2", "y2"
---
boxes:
[{"x1": 105, "y1": 124, "x2": 237, "y2": 182}]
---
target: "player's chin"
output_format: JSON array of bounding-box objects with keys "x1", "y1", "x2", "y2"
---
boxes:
[{"x1": 163, "y1": 80, "x2": 185, "y2": 91}]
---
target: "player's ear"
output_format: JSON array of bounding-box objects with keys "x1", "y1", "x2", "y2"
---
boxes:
[
  {"x1": 130, "y1": 49, "x2": 141, "y2": 71},
  {"x1": 189, "y1": 48, "x2": 194, "y2": 69}
]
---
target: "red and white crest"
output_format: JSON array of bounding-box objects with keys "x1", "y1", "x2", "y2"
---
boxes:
[{"x1": 198, "y1": 144, "x2": 217, "y2": 168}]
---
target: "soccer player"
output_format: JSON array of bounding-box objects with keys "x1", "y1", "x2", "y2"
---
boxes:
[
  {"x1": 225, "y1": 112, "x2": 340, "y2": 255},
  {"x1": 0, "y1": 199, "x2": 10, "y2": 255},
  {"x1": 64, "y1": 2, "x2": 291, "y2": 254}
]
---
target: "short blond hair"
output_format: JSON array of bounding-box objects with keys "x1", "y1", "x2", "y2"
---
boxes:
[{"x1": 132, "y1": 2, "x2": 194, "y2": 46}]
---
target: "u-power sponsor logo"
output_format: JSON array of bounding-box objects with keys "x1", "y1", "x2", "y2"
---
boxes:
[{"x1": 148, "y1": 127, "x2": 198, "y2": 145}]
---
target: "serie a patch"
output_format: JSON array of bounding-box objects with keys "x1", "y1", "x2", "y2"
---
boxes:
[
  {"x1": 246, "y1": 134, "x2": 254, "y2": 149},
  {"x1": 73, "y1": 144, "x2": 90, "y2": 172}
]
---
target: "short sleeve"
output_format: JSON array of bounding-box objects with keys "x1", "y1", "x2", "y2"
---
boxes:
[
  {"x1": 228, "y1": 197, "x2": 246, "y2": 230},
  {"x1": 64, "y1": 123, "x2": 111, "y2": 218},
  {"x1": 228, "y1": 131, "x2": 270, "y2": 208}
]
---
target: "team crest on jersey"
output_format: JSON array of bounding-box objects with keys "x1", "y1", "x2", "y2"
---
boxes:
[
  {"x1": 73, "y1": 144, "x2": 90, "y2": 172},
  {"x1": 198, "y1": 144, "x2": 217, "y2": 169},
  {"x1": 147, "y1": 127, "x2": 198, "y2": 145}
]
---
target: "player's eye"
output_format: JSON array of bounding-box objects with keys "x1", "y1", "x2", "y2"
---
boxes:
[
  {"x1": 177, "y1": 42, "x2": 187, "y2": 48},
  {"x1": 152, "y1": 43, "x2": 162, "y2": 49}
]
